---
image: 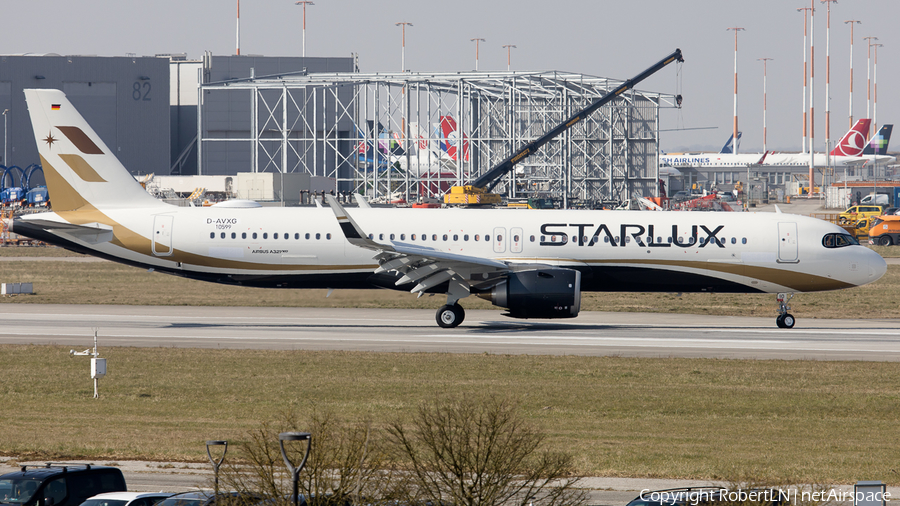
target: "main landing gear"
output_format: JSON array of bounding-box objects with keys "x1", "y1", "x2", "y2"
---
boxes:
[
  {"x1": 436, "y1": 304, "x2": 465, "y2": 328},
  {"x1": 775, "y1": 292, "x2": 795, "y2": 329}
]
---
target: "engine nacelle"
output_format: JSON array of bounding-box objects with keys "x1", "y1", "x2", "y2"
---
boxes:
[{"x1": 485, "y1": 268, "x2": 581, "y2": 319}]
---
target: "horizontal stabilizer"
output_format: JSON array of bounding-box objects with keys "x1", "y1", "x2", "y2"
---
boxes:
[{"x1": 20, "y1": 218, "x2": 113, "y2": 244}]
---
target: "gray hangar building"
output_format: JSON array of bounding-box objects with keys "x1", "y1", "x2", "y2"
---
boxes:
[{"x1": 0, "y1": 54, "x2": 354, "y2": 178}]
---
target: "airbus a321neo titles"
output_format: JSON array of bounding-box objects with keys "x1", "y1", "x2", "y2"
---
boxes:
[{"x1": 12, "y1": 88, "x2": 887, "y2": 329}]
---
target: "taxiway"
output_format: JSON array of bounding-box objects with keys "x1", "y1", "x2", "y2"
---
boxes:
[{"x1": 0, "y1": 304, "x2": 896, "y2": 361}]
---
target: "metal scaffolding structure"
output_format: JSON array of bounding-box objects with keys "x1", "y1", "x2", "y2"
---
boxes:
[{"x1": 198, "y1": 70, "x2": 677, "y2": 205}]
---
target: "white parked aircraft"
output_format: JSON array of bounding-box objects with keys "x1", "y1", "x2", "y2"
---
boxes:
[
  {"x1": 661, "y1": 119, "x2": 895, "y2": 169},
  {"x1": 13, "y1": 89, "x2": 887, "y2": 329}
]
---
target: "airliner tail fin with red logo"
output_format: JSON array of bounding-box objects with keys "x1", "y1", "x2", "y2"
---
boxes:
[{"x1": 830, "y1": 119, "x2": 871, "y2": 156}]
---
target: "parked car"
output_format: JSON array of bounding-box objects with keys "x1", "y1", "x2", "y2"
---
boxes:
[
  {"x1": 156, "y1": 491, "x2": 261, "y2": 506},
  {"x1": 0, "y1": 464, "x2": 125, "y2": 506},
  {"x1": 79, "y1": 492, "x2": 173, "y2": 506}
]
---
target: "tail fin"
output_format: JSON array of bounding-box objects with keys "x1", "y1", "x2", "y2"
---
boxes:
[
  {"x1": 438, "y1": 116, "x2": 470, "y2": 162},
  {"x1": 23, "y1": 89, "x2": 162, "y2": 212},
  {"x1": 863, "y1": 124, "x2": 893, "y2": 155},
  {"x1": 720, "y1": 131, "x2": 741, "y2": 154},
  {"x1": 830, "y1": 118, "x2": 871, "y2": 156}
]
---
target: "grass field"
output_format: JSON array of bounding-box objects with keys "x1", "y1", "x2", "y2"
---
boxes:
[
  {"x1": 1, "y1": 345, "x2": 898, "y2": 485},
  {"x1": 2, "y1": 246, "x2": 899, "y2": 319}
]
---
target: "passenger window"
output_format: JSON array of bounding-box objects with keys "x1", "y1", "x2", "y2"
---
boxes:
[
  {"x1": 368, "y1": 234, "x2": 374, "y2": 239},
  {"x1": 432, "y1": 234, "x2": 438, "y2": 241},
  {"x1": 253, "y1": 232, "x2": 258, "y2": 239},
  {"x1": 530, "y1": 235, "x2": 535, "y2": 242},
  {"x1": 316, "y1": 233, "x2": 321, "y2": 240},
  {"x1": 731, "y1": 237, "x2": 736, "y2": 244},
  {"x1": 210, "y1": 232, "x2": 215, "y2": 239},
  {"x1": 401, "y1": 234, "x2": 406, "y2": 240},
  {"x1": 443, "y1": 234, "x2": 448, "y2": 241},
  {"x1": 263, "y1": 233, "x2": 268, "y2": 239},
  {"x1": 604, "y1": 236, "x2": 609, "y2": 243},
  {"x1": 231, "y1": 232, "x2": 236, "y2": 239},
  {"x1": 327, "y1": 233, "x2": 331, "y2": 240},
  {"x1": 242, "y1": 232, "x2": 247, "y2": 239},
  {"x1": 474, "y1": 234, "x2": 480, "y2": 241},
  {"x1": 379, "y1": 234, "x2": 384, "y2": 240},
  {"x1": 742, "y1": 238, "x2": 747, "y2": 244},
  {"x1": 305, "y1": 233, "x2": 310, "y2": 239},
  {"x1": 514, "y1": 235, "x2": 520, "y2": 242},
  {"x1": 540, "y1": 235, "x2": 546, "y2": 242},
  {"x1": 220, "y1": 232, "x2": 226, "y2": 239},
  {"x1": 274, "y1": 233, "x2": 279, "y2": 239},
  {"x1": 285, "y1": 233, "x2": 289, "y2": 240},
  {"x1": 390, "y1": 234, "x2": 396, "y2": 240},
  {"x1": 411, "y1": 234, "x2": 417, "y2": 240},
  {"x1": 295, "y1": 233, "x2": 300, "y2": 239},
  {"x1": 486, "y1": 235, "x2": 491, "y2": 242},
  {"x1": 421, "y1": 234, "x2": 427, "y2": 241},
  {"x1": 453, "y1": 234, "x2": 459, "y2": 241}
]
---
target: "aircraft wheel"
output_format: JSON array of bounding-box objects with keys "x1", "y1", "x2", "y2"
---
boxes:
[
  {"x1": 776, "y1": 315, "x2": 786, "y2": 328},
  {"x1": 436, "y1": 304, "x2": 465, "y2": 328},
  {"x1": 782, "y1": 313, "x2": 795, "y2": 328},
  {"x1": 878, "y1": 236, "x2": 893, "y2": 246}
]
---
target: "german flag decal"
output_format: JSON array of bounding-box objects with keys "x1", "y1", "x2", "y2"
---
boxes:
[{"x1": 51, "y1": 104, "x2": 61, "y2": 110}]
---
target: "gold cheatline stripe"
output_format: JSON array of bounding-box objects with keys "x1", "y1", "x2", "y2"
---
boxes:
[{"x1": 497, "y1": 256, "x2": 854, "y2": 292}]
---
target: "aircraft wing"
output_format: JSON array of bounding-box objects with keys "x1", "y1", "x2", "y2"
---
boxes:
[{"x1": 326, "y1": 195, "x2": 510, "y2": 296}]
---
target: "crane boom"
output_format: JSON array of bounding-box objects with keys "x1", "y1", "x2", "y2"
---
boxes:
[{"x1": 445, "y1": 48, "x2": 683, "y2": 204}]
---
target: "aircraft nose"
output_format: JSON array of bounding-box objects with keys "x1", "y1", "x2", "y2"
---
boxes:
[{"x1": 866, "y1": 248, "x2": 888, "y2": 283}]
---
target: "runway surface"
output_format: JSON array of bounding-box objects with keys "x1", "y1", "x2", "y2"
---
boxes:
[{"x1": 0, "y1": 304, "x2": 897, "y2": 360}]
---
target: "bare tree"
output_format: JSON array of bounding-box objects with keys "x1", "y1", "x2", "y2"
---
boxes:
[
  {"x1": 219, "y1": 409, "x2": 400, "y2": 506},
  {"x1": 386, "y1": 395, "x2": 586, "y2": 506}
]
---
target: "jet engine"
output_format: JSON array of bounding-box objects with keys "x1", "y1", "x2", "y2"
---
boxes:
[{"x1": 482, "y1": 268, "x2": 581, "y2": 319}]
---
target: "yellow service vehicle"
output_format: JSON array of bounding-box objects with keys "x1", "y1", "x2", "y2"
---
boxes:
[
  {"x1": 868, "y1": 215, "x2": 900, "y2": 246},
  {"x1": 838, "y1": 205, "x2": 885, "y2": 225}
]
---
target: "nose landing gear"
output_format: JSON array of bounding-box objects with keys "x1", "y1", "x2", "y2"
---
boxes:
[{"x1": 775, "y1": 292, "x2": 795, "y2": 328}]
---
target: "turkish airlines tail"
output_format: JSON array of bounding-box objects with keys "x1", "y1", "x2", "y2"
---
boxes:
[{"x1": 830, "y1": 119, "x2": 871, "y2": 156}]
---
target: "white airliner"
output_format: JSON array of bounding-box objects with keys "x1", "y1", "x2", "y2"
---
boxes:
[
  {"x1": 12, "y1": 89, "x2": 887, "y2": 329},
  {"x1": 661, "y1": 119, "x2": 895, "y2": 169}
]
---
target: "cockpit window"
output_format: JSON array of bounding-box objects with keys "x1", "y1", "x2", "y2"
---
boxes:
[{"x1": 822, "y1": 233, "x2": 859, "y2": 248}]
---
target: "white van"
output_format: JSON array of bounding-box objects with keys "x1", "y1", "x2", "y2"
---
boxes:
[{"x1": 860, "y1": 193, "x2": 890, "y2": 206}]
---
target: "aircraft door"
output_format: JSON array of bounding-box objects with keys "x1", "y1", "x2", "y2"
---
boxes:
[
  {"x1": 510, "y1": 227, "x2": 524, "y2": 253},
  {"x1": 777, "y1": 222, "x2": 799, "y2": 263},
  {"x1": 152, "y1": 215, "x2": 174, "y2": 257},
  {"x1": 493, "y1": 227, "x2": 506, "y2": 253}
]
